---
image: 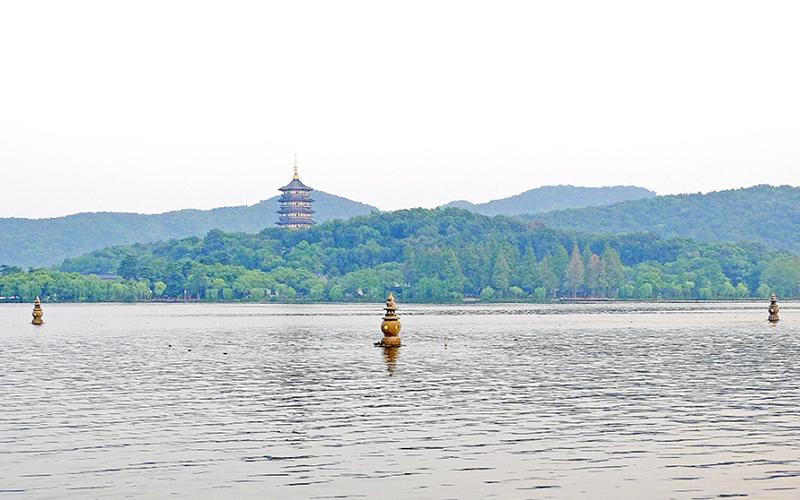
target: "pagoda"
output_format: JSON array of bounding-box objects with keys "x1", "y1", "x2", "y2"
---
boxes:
[{"x1": 276, "y1": 158, "x2": 315, "y2": 229}]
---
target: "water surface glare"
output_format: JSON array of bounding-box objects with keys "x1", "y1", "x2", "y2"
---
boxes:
[{"x1": 1, "y1": 302, "x2": 799, "y2": 499}]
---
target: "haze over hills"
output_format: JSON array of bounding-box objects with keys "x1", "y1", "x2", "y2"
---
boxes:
[
  {"x1": 441, "y1": 185, "x2": 656, "y2": 216},
  {"x1": 0, "y1": 191, "x2": 377, "y2": 268},
  {"x1": 528, "y1": 185, "x2": 800, "y2": 252}
]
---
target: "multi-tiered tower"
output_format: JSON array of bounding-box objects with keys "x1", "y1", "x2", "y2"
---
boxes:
[{"x1": 277, "y1": 158, "x2": 315, "y2": 229}]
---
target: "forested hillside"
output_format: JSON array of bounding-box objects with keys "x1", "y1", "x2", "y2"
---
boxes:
[
  {"x1": 0, "y1": 191, "x2": 377, "y2": 268},
  {"x1": 529, "y1": 185, "x2": 800, "y2": 251},
  {"x1": 3, "y1": 208, "x2": 799, "y2": 303},
  {"x1": 442, "y1": 185, "x2": 655, "y2": 216}
]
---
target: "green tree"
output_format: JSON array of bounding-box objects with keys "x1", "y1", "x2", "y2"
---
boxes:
[
  {"x1": 735, "y1": 282, "x2": 749, "y2": 298},
  {"x1": 582, "y1": 244, "x2": 593, "y2": 270},
  {"x1": 0, "y1": 265, "x2": 23, "y2": 276},
  {"x1": 286, "y1": 241, "x2": 325, "y2": 274},
  {"x1": 185, "y1": 272, "x2": 209, "y2": 299},
  {"x1": 552, "y1": 244, "x2": 570, "y2": 289},
  {"x1": 135, "y1": 279, "x2": 151, "y2": 300},
  {"x1": 415, "y1": 277, "x2": 450, "y2": 301},
  {"x1": 632, "y1": 263, "x2": 666, "y2": 298},
  {"x1": 717, "y1": 281, "x2": 737, "y2": 299},
  {"x1": 328, "y1": 283, "x2": 345, "y2": 301},
  {"x1": 619, "y1": 283, "x2": 634, "y2": 298},
  {"x1": 539, "y1": 254, "x2": 560, "y2": 297},
  {"x1": 566, "y1": 245, "x2": 585, "y2": 297},
  {"x1": 274, "y1": 284, "x2": 297, "y2": 299},
  {"x1": 491, "y1": 253, "x2": 510, "y2": 297},
  {"x1": 636, "y1": 283, "x2": 654, "y2": 299},
  {"x1": 586, "y1": 253, "x2": 601, "y2": 296},
  {"x1": 760, "y1": 256, "x2": 800, "y2": 298},
  {"x1": 117, "y1": 255, "x2": 139, "y2": 280},
  {"x1": 310, "y1": 284, "x2": 325, "y2": 301},
  {"x1": 519, "y1": 245, "x2": 538, "y2": 293},
  {"x1": 600, "y1": 245, "x2": 625, "y2": 297}
]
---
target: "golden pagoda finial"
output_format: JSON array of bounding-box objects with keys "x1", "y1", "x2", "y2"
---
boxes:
[{"x1": 293, "y1": 154, "x2": 299, "y2": 179}]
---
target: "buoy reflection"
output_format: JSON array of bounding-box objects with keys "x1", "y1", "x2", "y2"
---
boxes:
[{"x1": 383, "y1": 346, "x2": 399, "y2": 374}]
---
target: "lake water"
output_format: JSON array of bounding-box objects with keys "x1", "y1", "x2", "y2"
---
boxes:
[{"x1": 1, "y1": 301, "x2": 798, "y2": 499}]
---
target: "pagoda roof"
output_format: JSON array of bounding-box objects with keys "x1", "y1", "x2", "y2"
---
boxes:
[
  {"x1": 277, "y1": 207, "x2": 315, "y2": 214},
  {"x1": 279, "y1": 176, "x2": 313, "y2": 191},
  {"x1": 279, "y1": 192, "x2": 314, "y2": 201}
]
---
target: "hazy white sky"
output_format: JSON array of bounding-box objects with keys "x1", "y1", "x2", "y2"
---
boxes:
[{"x1": 1, "y1": 1, "x2": 799, "y2": 219}]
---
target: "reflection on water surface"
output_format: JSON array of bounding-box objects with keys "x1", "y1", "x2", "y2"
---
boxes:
[{"x1": 0, "y1": 302, "x2": 798, "y2": 499}]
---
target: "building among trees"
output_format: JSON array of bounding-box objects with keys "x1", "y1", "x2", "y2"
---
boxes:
[{"x1": 277, "y1": 159, "x2": 315, "y2": 229}]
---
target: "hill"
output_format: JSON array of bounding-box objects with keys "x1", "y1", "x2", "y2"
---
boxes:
[
  {"x1": 528, "y1": 185, "x2": 800, "y2": 252},
  {"x1": 0, "y1": 191, "x2": 377, "y2": 268},
  {"x1": 8, "y1": 207, "x2": 787, "y2": 303},
  {"x1": 441, "y1": 185, "x2": 656, "y2": 216}
]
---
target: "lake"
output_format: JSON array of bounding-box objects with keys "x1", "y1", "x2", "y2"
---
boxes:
[{"x1": 0, "y1": 301, "x2": 798, "y2": 499}]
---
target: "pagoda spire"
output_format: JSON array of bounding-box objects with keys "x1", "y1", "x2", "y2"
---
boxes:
[{"x1": 293, "y1": 154, "x2": 299, "y2": 179}]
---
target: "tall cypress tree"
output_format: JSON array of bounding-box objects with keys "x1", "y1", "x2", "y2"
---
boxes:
[
  {"x1": 539, "y1": 254, "x2": 560, "y2": 297},
  {"x1": 566, "y1": 244, "x2": 585, "y2": 297}
]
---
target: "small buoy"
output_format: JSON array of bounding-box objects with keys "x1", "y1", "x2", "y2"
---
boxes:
[
  {"x1": 31, "y1": 296, "x2": 44, "y2": 325},
  {"x1": 768, "y1": 293, "x2": 780, "y2": 323}
]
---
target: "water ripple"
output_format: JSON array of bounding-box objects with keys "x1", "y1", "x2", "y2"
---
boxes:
[{"x1": 0, "y1": 302, "x2": 798, "y2": 499}]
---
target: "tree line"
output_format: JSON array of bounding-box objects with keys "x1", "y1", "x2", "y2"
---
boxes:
[{"x1": 2, "y1": 208, "x2": 799, "y2": 303}]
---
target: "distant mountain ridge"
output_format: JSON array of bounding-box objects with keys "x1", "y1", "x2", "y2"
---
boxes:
[
  {"x1": 0, "y1": 191, "x2": 377, "y2": 268},
  {"x1": 441, "y1": 185, "x2": 656, "y2": 216},
  {"x1": 7, "y1": 183, "x2": 796, "y2": 269},
  {"x1": 529, "y1": 184, "x2": 800, "y2": 251}
]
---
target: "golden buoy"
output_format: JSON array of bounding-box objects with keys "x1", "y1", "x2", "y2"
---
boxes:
[
  {"x1": 376, "y1": 292, "x2": 401, "y2": 346},
  {"x1": 32, "y1": 296, "x2": 44, "y2": 325},
  {"x1": 768, "y1": 293, "x2": 780, "y2": 323}
]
